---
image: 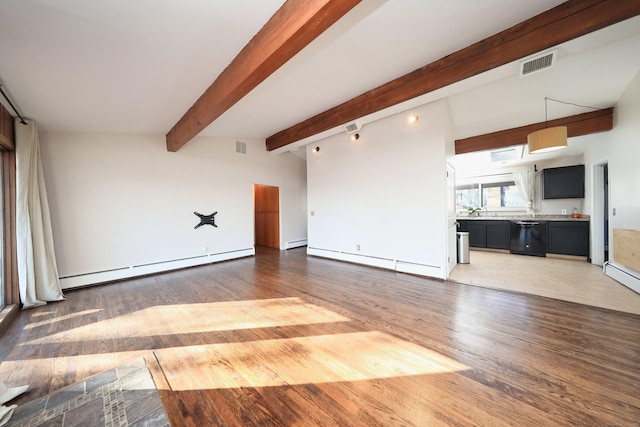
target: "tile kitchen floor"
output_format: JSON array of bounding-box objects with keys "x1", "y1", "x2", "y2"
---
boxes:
[{"x1": 448, "y1": 250, "x2": 640, "y2": 315}]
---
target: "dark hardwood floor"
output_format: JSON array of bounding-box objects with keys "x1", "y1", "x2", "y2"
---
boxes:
[{"x1": 1, "y1": 247, "x2": 639, "y2": 426}]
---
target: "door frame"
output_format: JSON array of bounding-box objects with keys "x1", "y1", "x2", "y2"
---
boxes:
[{"x1": 590, "y1": 159, "x2": 608, "y2": 266}]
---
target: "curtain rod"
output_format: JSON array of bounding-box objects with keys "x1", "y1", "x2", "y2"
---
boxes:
[{"x1": 0, "y1": 83, "x2": 27, "y2": 125}]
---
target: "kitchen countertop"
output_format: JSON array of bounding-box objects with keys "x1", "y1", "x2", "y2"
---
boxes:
[{"x1": 457, "y1": 214, "x2": 590, "y2": 222}]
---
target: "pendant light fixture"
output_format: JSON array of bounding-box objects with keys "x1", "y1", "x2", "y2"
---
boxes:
[{"x1": 527, "y1": 97, "x2": 567, "y2": 154}]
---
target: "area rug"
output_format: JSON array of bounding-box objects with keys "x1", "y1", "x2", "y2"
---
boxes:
[{"x1": 5, "y1": 358, "x2": 169, "y2": 427}]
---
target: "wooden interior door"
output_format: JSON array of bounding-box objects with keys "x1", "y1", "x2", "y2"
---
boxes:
[{"x1": 254, "y1": 184, "x2": 280, "y2": 249}]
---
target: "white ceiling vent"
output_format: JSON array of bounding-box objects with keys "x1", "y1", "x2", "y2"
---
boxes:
[
  {"x1": 520, "y1": 50, "x2": 557, "y2": 77},
  {"x1": 344, "y1": 121, "x2": 362, "y2": 134}
]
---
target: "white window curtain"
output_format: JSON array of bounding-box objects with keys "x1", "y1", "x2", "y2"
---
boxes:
[
  {"x1": 15, "y1": 119, "x2": 64, "y2": 308},
  {"x1": 513, "y1": 170, "x2": 536, "y2": 216}
]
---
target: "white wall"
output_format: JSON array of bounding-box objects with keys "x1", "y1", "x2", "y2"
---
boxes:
[
  {"x1": 306, "y1": 100, "x2": 454, "y2": 279},
  {"x1": 39, "y1": 132, "x2": 307, "y2": 288},
  {"x1": 581, "y1": 129, "x2": 612, "y2": 265},
  {"x1": 581, "y1": 133, "x2": 611, "y2": 215},
  {"x1": 605, "y1": 70, "x2": 640, "y2": 291},
  {"x1": 608, "y1": 71, "x2": 640, "y2": 236}
]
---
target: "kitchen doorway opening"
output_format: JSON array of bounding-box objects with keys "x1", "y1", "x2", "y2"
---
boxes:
[
  {"x1": 591, "y1": 161, "x2": 609, "y2": 266},
  {"x1": 253, "y1": 184, "x2": 280, "y2": 249}
]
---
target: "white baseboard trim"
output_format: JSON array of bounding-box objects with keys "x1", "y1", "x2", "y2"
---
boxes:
[
  {"x1": 307, "y1": 247, "x2": 396, "y2": 270},
  {"x1": 307, "y1": 247, "x2": 444, "y2": 279},
  {"x1": 604, "y1": 261, "x2": 640, "y2": 295},
  {"x1": 285, "y1": 239, "x2": 308, "y2": 249},
  {"x1": 60, "y1": 247, "x2": 255, "y2": 289},
  {"x1": 396, "y1": 260, "x2": 444, "y2": 279}
]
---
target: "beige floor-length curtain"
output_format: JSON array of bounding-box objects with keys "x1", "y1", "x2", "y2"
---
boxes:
[
  {"x1": 513, "y1": 170, "x2": 537, "y2": 216},
  {"x1": 15, "y1": 119, "x2": 64, "y2": 308}
]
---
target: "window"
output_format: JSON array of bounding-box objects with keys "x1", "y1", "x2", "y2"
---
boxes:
[
  {"x1": 456, "y1": 178, "x2": 526, "y2": 211},
  {"x1": 482, "y1": 181, "x2": 527, "y2": 209},
  {"x1": 0, "y1": 104, "x2": 17, "y2": 313},
  {"x1": 0, "y1": 157, "x2": 3, "y2": 310},
  {"x1": 456, "y1": 184, "x2": 480, "y2": 209}
]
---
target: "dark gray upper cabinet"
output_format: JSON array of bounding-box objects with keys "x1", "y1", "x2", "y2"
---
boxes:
[{"x1": 543, "y1": 165, "x2": 585, "y2": 199}]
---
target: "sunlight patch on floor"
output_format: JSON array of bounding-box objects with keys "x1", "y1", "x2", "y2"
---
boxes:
[
  {"x1": 0, "y1": 351, "x2": 151, "y2": 387},
  {"x1": 6, "y1": 297, "x2": 468, "y2": 393},
  {"x1": 23, "y1": 309, "x2": 103, "y2": 330},
  {"x1": 20, "y1": 297, "x2": 349, "y2": 344},
  {"x1": 156, "y1": 331, "x2": 469, "y2": 390}
]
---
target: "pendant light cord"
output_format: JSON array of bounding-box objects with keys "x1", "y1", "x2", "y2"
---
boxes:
[
  {"x1": 544, "y1": 97, "x2": 549, "y2": 126},
  {"x1": 0, "y1": 83, "x2": 27, "y2": 125},
  {"x1": 545, "y1": 97, "x2": 604, "y2": 111},
  {"x1": 543, "y1": 96, "x2": 605, "y2": 128}
]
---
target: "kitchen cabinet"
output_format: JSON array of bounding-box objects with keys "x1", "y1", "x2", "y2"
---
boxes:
[
  {"x1": 547, "y1": 221, "x2": 589, "y2": 257},
  {"x1": 543, "y1": 165, "x2": 585, "y2": 199},
  {"x1": 457, "y1": 220, "x2": 510, "y2": 250},
  {"x1": 486, "y1": 221, "x2": 511, "y2": 249},
  {"x1": 466, "y1": 222, "x2": 486, "y2": 247}
]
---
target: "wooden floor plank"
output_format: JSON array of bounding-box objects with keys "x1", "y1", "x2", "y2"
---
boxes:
[{"x1": 1, "y1": 247, "x2": 639, "y2": 426}]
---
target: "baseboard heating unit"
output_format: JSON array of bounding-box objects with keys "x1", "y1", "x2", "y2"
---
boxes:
[
  {"x1": 285, "y1": 239, "x2": 308, "y2": 249},
  {"x1": 308, "y1": 246, "x2": 395, "y2": 270},
  {"x1": 307, "y1": 247, "x2": 444, "y2": 279},
  {"x1": 604, "y1": 261, "x2": 640, "y2": 295},
  {"x1": 59, "y1": 247, "x2": 255, "y2": 289}
]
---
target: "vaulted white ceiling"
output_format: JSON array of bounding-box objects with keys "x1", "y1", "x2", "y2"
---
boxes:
[{"x1": 1, "y1": 0, "x2": 639, "y2": 156}]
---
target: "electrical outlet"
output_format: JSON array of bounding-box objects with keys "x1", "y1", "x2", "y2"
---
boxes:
[
  {"x1": 310, "y1": 210, "x2": 315, "y2": 216},
  {"x1": 561, "y1": 209, "x2": 567, "y2": 215},
  {"x1": 356, "y1": 244, "x2": 360, "y2": 251}
]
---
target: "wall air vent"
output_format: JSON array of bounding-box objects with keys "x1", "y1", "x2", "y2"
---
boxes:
[
  {"x1": 344, "y1": 121, "x2": 362, "y2": 134},
  {"x1": 520, "y1": 50, "x2": 557, "y2": 77},
  {"x1": 235, "y1": 140, "x2": 246, "y2": 154}
]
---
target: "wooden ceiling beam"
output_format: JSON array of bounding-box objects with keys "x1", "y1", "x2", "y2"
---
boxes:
[
  {"x1": 166, "y1": 0, "x2": 362, "y2": 152},
  {"x1": 266, "y1": 0, "x2": 640, "y2": 151},
  {"x1": 454, "y1": 108, "x2": 613, "y2": 154}
]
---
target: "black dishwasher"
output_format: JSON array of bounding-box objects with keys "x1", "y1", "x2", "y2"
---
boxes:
[{"x1": 510, "y1": 220, "x2": 547, "y2": 257}]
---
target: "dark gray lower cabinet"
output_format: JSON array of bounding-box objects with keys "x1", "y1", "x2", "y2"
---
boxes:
[
  {"x1": 467, "y1": 222, "x2": 486, "y2": 247},
  {"x1": 459, "y1": 219, "x2": 590, "y2": 256},
  {"x1": 457, "y1": 220, "x2": 509, "y2": 250},
  {"x1": 547, "y1": 221, "x2": 589, "y2": 256},
  {"x1": 485, "y1": 221, "x2": 510, "y2": 249}
]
